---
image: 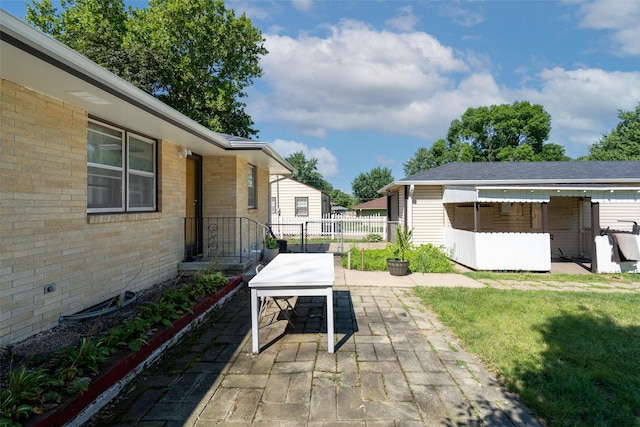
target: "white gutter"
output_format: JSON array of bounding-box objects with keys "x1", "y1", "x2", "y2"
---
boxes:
[
  {"x1": 382, "y1": 179, "x2": 640, "y2": 193},
  {"x1": 1, "y1": 10, "x2": 230, "y2": 149},
  {"x1": 267, "y1": 174, "x2": 294, "y2": 228}
]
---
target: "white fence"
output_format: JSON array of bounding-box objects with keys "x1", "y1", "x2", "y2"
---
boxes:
[{"x1": 271, "y1": 214, "x2": 388, "y2": 240}]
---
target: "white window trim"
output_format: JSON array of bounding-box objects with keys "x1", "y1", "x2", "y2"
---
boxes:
[
  {"x1": 295, "y1": 197, "x2": 309, "y2": 216},
  {"x1": 87, "y1": 119, "x2": 157, "y2": 214},
  {"x1": 248, "y1": 164, "x2": 256, "y2": 209}
]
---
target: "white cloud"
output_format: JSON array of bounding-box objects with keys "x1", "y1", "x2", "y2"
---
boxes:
[
  {"x1": 439, "y1": 3, "x2": 484, "y2": 27},
  {"x1": 228, "y1": 1, "x2": 273, "y2": 21},
  {"x1": 576, "y1": 0, "x2": 640, "y2": 56},
  {"x1": 270, "y1": 139, "x2": 339, "y2": 177},
  {"x1": 519, "y1": 67, "x2": 640, "y2": 153},
  {"x1": 249, "y1": 15, "x2": 640, "y2": 161},
  {"x1": 291, "y1": 0, "x2": 313, "y2": 13},
  {"x1": 253, "y1": 19, "x2": 470, "y2": 140},
  {"x1": 375, "y1": 155, "x2": 396, "y2": 166},
  {"x1": 386, "y1": 5, "x2": 419, "y2": 32}
]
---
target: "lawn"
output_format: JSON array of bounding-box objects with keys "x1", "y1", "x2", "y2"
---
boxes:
[{"x1": 414, "y1": 287, "x2": 640, "y2": 427}]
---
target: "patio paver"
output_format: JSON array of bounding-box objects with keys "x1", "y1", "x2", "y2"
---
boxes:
[{"x1": 89, "y1": 259, "x2": 540, "y2": 426}]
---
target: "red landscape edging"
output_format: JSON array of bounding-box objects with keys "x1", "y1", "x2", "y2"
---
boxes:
[{"x1": 28, "y1": 275, "x2": 243, "y2": 427}]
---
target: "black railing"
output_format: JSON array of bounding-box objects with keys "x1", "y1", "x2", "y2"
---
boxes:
[{"x1": 183, "y1": 217, "x2": 269, "y2": 263}]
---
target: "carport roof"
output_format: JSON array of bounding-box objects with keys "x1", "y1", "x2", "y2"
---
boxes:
[{"x1": 382, "y1": 161, "x2": 640, "y2": 191}]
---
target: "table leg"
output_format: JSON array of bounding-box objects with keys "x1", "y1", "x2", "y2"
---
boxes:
[
  {"x1": 251, "y1": 288, "x2": 259, "y2": 353},
  {"x1": 327, "y1": 287, "x2": 334, "y2": 353}
]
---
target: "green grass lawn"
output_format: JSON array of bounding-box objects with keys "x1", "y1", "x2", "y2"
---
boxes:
[{"x1": 414, "y1": 287, "x2": 640, "y2": 427}]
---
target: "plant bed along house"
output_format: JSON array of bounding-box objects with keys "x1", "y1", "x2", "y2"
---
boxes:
[{"x1": 0, "y1": 272, "x2": 243, "y2": 427}]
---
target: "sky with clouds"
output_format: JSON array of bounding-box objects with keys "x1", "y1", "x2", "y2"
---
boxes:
[
  {"x1": 4, "y1": 0, "x2": 640, "y2": 195},
  {"x1": 236, "y1": 0, "x2": 640, "y2": 194}
]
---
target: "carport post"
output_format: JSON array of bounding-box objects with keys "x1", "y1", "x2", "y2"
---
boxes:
[
  {"x1": 474, "y1": 202, "x2": 480, "y2": 232},
  {"x1": 591, "y1": 202, "x2": 600, "y2": 272},
  {"x1": 541, "y1": 202, "x2": 548, "y2": 232}
]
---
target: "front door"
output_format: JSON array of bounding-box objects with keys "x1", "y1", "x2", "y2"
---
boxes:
[{"x1": 185, "y1": 155, "x2": 202, "y2": 259}]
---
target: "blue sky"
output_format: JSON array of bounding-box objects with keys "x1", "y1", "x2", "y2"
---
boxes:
[{"x1": 3, "y1": 1, "x2": 640, "y2": 194}]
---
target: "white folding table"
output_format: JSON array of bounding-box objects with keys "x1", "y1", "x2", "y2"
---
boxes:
[{"x1": 249, "y1": 253, "x2": 335, "y2": 353}]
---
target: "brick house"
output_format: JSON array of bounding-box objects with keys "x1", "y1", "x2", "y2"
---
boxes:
[{"x1": 0, "y1": 12, "x2": 294, "y2": 346}]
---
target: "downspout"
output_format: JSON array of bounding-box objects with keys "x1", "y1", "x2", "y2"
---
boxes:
[
  {"x1": 407, "y1": 184, "x2": 415, "y2": 231},
  {"x1": 269, "y1": 174, "x2": 289, "y2": 236}
]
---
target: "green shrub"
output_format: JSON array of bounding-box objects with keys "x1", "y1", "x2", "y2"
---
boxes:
[
  {"x1": 365, "y1": 233, "x2": 382, "y2": 242},
  {"x1": 341, "y1": 244, "x2": 453, "y2": 273},
  {"x1": 407, "y1": 244, "x2": 455, "y2": 273},
  {"x1": 0, "y1": 270, "x2": 233, "y2": 425}
]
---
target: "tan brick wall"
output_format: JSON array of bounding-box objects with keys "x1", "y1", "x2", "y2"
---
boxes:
[
  {"x1": 202, "y1": 156, "x2": 269, "y2": 225},
  {"x1": 0, "y1": 80, "x2": 186, "y2": 346},
  {"x1": 203, "y1": 156, "x2": 239, "y2": 217},
  {"x1": 1, "y1": 78, "x2": 273, "y2": 346}
]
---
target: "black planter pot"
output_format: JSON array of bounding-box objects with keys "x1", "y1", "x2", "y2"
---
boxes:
[{"x1": 387, "y1": 258, "x2": 409, "y2": 276}]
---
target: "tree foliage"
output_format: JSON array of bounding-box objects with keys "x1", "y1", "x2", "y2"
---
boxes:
[
  {"x1": 582, "y1": 103, "x2": 640, "y2": 161},
  {"x1": 27, "y1": 0, "x2": 267, "y2": 137},
  {"x1": 403, "y1": 101, "x2": 569, "y2": 176},
  {"x1": 329, "y1": 189, "x2": 355, "y2": 210},
  {"x1": 403, "y1": 139, "x2": 475, "y2": 176},
  {"x1": 447, "y1": 101, "x2": 551, "y2": 162},
  {"x1": 283, "y1": 152, "x2": 356, "y2": 209},
  {"x1": 351, "y1": 167, "x2": 394, "y2": 203},
  {"x1": 285, "y1": 152, "x2": 333, "y2": 193}
]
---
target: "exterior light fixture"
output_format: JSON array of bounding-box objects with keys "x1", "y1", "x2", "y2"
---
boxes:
[{"x1": 178, "y1": 147, "x2": 192, "y2": 158}]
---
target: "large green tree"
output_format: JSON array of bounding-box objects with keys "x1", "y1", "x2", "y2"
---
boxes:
[
  {"x1": 351, "y1": 167, "x2": 394, "y2": 203},
  {"x1": 27, "y1": 0, "x2": 267, "y2": 137},
  {"x1": 403, "y1": 101, "x2": 569, "y2": 176},
  {"x1": 285, "y1": 152, "x2": 333, "y2": 193},
  {"x1": 403, "y1": 139, "x2": 475, "y2": 176},
  {"x1": 447, "y1": 101, "x2": 552, "y2": 162},
  {"x1": 582, "y1": 103, "x2": 640, "y2": 160}
]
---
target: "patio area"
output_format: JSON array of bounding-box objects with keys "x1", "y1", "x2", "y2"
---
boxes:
[{"x1": 88, "y1": 258, "x2": 539, "y2": 426}]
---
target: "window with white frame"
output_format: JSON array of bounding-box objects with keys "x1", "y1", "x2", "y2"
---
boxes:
[
  {"x1": 271, "y1": 197, "x2": 277, "y2": 214},
  {"x1": 87, "y1": 120, "x2": 156, "y2": 213},
  {"x1": 295, "y1": 197, "x2": 309, "y2": 216},
  {"x1": 248, "y1": 164, "x2": 256, "y2": 208}
]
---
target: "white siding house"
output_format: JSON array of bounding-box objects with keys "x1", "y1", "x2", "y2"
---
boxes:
[
  {"x1": 382, "y1": 162, "x2": 640, "y2": 273},
  {"x1": 270, "y1": 178, "x2": 330, "y2": 219}
]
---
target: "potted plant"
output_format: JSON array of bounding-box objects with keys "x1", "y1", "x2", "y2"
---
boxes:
[
  {"x1": 263, "y1": 235, "x2": 279, "y2": 263},
  {"x1": 387, "y1": 226, "x2": 412, "y2": 276}
]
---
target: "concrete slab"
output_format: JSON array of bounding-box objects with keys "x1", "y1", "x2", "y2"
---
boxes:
[{"x1": 341, "y1": 269, "x2": 485, "y2": 288}]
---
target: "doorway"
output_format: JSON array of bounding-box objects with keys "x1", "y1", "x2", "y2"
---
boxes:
[{"x1": 185, "y1": 154, "x2": 202, "y2": 259}]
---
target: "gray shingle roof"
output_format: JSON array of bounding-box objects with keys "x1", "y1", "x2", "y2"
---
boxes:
[{"x1": 399, "y1": 161, "x2": 640, "y2": 184}]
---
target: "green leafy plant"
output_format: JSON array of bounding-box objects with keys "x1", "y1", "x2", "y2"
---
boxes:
[
  {"x1": 389, "y1": 226, "x2": 413, "y2": 261},
  {"x1": 341, "y1": 244, "x2": 453, "y2": 273},
  {"x1": 0, "y1": 269, "x2": 232, "y2": 425},
  {"x1": 54, "y1": 338, "x2": 112, "y2": 382},
  {"x1": 264, "y1": 235, "x2": 278, "y2": 249},
  {"x1": 0, "y1": 367, "x2": 51, "y2": 424},
  {"x1": 409, "y1": 244, "x2": 454, "y2": 273},
  {"x1": 366, "y1": 233, "x2": 382, "y2": 242},
  {"x1": 65, "y1": 377, "x2": 91, "y2": 395}
]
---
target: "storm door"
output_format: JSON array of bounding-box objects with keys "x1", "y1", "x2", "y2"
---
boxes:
[{"x1": 185, "y1": 154, "x2": 202, "y2": 259}]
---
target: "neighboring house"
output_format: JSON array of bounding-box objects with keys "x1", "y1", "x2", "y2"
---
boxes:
[
  {"x1": 270, "y1": 177, "x2": 330, "y2": 219},
  {"x1": 381, "y1": 161, "x2": 640, "y2": 273},
  {"x1": 0, "y1": 12, "x2": 294, "y2": 346},
  {"x1": 352, "y1": 196, "x2": 387, "y2": 217}
]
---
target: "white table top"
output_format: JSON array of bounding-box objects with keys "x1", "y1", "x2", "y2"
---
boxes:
[{"x1": 249, "y1": 253, "x2": 334, "y2": 288}]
